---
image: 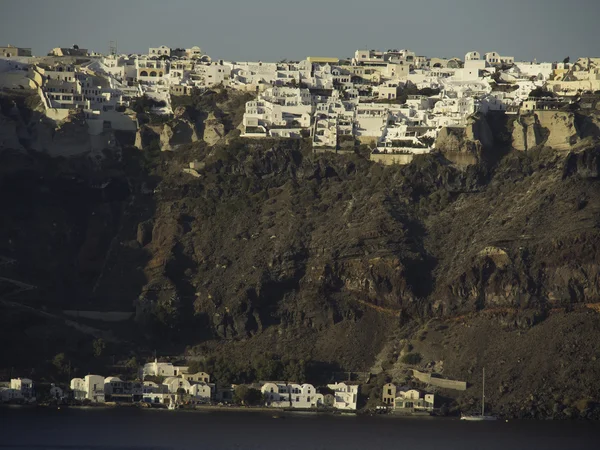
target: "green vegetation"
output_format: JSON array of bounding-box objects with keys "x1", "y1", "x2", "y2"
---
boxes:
[
  {"x1": 400, "y1": 353, "x2": 422, "y2": 365},
  {"x1": 92, "y1": 338, "x2": 106, "y2": 357},
  {"x1": 233, "y1": 385, "x2": 264, "y2": 406},
  {"x1": 52, "y1": 353, "x2": 69, "y2": 374}
]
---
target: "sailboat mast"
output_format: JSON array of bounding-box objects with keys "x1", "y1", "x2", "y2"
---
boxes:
[{"x1": 482, "y1": 367, "x2": 485, "y2": 416}]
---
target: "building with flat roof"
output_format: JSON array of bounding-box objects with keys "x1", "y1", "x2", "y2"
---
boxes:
[{"x1": 1, "y1": 45, "x2": 32, "y2": 58}]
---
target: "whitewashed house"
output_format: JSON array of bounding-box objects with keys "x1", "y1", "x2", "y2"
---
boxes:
[
  {"x1": 142, "y1": 359, "x2": 189, "y2": 379},
  {"x1": 10, "y1": 378, "x2": 34, "y2": 399},
  {"x1": 327, "y1": 382, "x2": 358, "y2": 410},
  {"x1": 70, "y1": 378, "x2": 87, "y2": 400},
  {"x1": 394, "y1": 389, "x2": 434, "y2": 412},
  {"x1": 261, "y1": 382, "x2": 323, "y2": 408},
  {"x1": 149, "y1": 46, "x2": 171, "y2": 57},
  {"x1": 242, "y1": 86, "x2": 313, "y2": 137},
  {"x1": 459, "y1": 51, "x2": 487, "y2": 81},
  {"x1": 485, "y1": 52, "x2": 514, "y2": 66},
  {"x1": 182, "y1": 372, "x2": 211, "y2": 383},
  {"x1": 189, "y1": 383, "x2": 212, "y2": 402},
  {"x1": 261, "y1": 382, "x2": 291, "y2": 407},
  {"x1": 70, "y1": 375, "x2": 105, "y2": 403},
  {"x1": 163, "y1": 376, "x2": 192, "y2": 394}
]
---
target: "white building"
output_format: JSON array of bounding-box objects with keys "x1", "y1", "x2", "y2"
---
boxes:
[
  {"x1": 242, "y1": 86, "x2": 313, "y2": 136},
  {"x1": 261, "y1": 382, "x2": 323, "y2": 408},
  {"x1": 394, "y1": 389, "x2": 434, "y2": 412},
  {"x1": 149, "y1": 46, "x2": 171, "y2": 57},
  {"x1": 513, "y1": 61, "x2": 555, "y2": 81},
  {"x1": 70, "y1": 375, "x2": 105, "y2": 403},
  {"x1": 182, "y1": 372, "x2": 211, "y2": 383},
  {"x1": 459, "y1": 51, "x2": 487, "y2": 81},
  {"x1": 189, "y1": 383, "x2": 212, "y2": 402},
  {"x1": 163, "y1": 376, "x2": 192, "y2": 394},
  {"x1": 142, "y1": 359, "x2": 189, "y2": 379},
  {"x1": 10, "y1": 378, "x2": 34, "y2": 399},
  {"x1": 327, "y1": 382, "x2": 358, "y2": 410},
  {"x1": 485, "y1": 52, "x2": 514, "y2": 66}
]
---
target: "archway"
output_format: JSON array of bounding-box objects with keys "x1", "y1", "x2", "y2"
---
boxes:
[
  {"x1": 140, "y1": 70, "x2": 148, "y2": 77},
  {"x1": 150, "y1": 71, "x2": 157, "y2": 77}
]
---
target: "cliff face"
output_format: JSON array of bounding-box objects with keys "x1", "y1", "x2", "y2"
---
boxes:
[
  {"x1": 435, "y1": 114, "x2": 496, "y2": 166},
  {"x1": 2, "y1": 91, "x2": 600, "y2": 417},
  {"x1": 512, "y1": 109, "x2": 600, "y2": 152}
]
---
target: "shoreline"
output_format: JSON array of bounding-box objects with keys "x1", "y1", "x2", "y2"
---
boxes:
[
  {"x1": 0, "y1": 403, "x2": 452, "y2": 419},
  {"x1": 4, "y1": 403, "x2": 592, "y2": 421}
]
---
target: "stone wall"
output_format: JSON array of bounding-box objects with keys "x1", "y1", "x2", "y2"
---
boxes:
[
  {"x1": 370, "y1": 153, "x2": 414, "y2": 165},
  {"x1": 412, "y1": 369, "x2": 467, "y2": 391}
]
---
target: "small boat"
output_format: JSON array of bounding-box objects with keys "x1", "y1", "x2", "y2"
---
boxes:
[{"x1": 461, "y1": 368, "x2": 497, "y2": 422}]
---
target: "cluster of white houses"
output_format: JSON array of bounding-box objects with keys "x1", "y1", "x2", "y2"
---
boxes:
[
  {"x1": 62, "y1": 360, "x2": 360, "y2": 410},
  {"x1": 1, "y1": 374, "x2": 435, "y2": 415},
  {"x1": 1, "y1": 367, "x2": 438, "y2": 413},
  {"x1": 1, "y1": 43, "x2": 598, "y2": 160}
]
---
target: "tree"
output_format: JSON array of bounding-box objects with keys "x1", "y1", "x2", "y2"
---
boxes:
[
  {"x1": 52, "y1": 353, "x2": 69, "y2": 374},
  {"x1": 401, "y1": 353, "x2": 422, "y2": 365},
  {"x1": 245, "y1": 388, "x2": 264, "y2": 406},
  {"x1": 282, "y1": 359, "x2": 307, "y2": 383},
  {"x1": 187, "y1": 360, "x2": 204, "y2": 374},
  {"x1": 253, "y1": 355, "x2": 282, "y2": 381},
  {"x1": 233, "y1": 385, "x2": 249, "y2": 405},
  {"x1": 92, "y1": 338, "x2": 106, "y2": 357},
  {"x1": 234, "y1": 385, "x2": 264, "y2": 406},
  {"x1": 125, "y1": 357, "x2": 138, "y2": 369}
]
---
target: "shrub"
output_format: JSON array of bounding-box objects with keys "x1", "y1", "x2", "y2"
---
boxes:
[{"x1": 401, "y1": 352, "x2": 422, "y2": 365}]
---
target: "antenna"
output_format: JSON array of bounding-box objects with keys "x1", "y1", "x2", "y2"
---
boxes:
[{"x1": 109, "y1": 40, "x2": 117, "y2": 56}]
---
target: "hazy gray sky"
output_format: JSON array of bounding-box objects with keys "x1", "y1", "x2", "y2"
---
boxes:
[{"x1": 1, "y1": 0, "x2": 598, "y2": 62}]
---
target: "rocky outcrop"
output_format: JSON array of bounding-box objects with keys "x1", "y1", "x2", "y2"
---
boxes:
[
  {"x1": 512, "y1": 114, "x2": 543, "y2": 151},
  {"x1": 512, "y1": 111, "x2": 581, "y2": 151},
  {"x1": 135, "y1": 125, "x2": 160, "y2": 150},
  {"x1": 160, "y1": 120, "x2": 199, "y2": 151},
  {"x1": 42, "y1": 110, "x2": 94, "y2": 156},
  {"x1": 203, "y1": 112, "x2": 225, "y2": 146},
  {"x1": 563, "y1": 146, "x2": 600, "y2": 179},
  {"x1": 435, "y1": 114, "x2": 493, "y2": 166},
  {"x1": 537, "y1": 111, "x2": 580, "y2": 150}
]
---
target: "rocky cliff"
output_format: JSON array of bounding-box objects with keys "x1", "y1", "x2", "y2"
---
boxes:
[
  {"x1": 2, "y1": 91, "x2": 600, "y2": 418},
  {"x1": 512, "y1": 108, "x2": 600, "y2": 152}
]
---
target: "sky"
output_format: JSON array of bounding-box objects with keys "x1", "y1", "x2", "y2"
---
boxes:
[{"x1": 1, "y1": 0, "x2": 599, "y2": 63}]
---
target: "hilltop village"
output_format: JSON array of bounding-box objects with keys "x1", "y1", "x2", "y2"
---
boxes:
[{"x1": 1, "y1": 43, "x2": 598, "y2": 162}]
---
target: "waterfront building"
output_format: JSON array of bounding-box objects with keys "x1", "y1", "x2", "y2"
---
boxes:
[{"x1": 327, "y1": 382, "x2": 359, "y2": 410}]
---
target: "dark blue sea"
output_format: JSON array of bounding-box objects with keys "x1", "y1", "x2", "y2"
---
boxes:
[{"x1": 1, "y1": 406, "x2": 599, "y2": 449}]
